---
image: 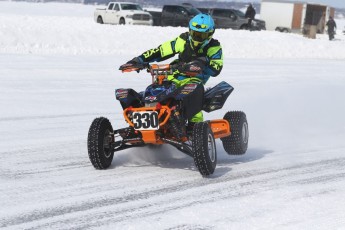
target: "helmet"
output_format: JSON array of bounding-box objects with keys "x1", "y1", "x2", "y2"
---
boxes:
[{"x1": 189, "y1": 14, "x2": 215, "y2": 49}]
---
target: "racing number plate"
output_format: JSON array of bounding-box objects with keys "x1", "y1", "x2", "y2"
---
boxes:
[{"x1": 132, "y1": 111, "x2": 159, "y2": 130}]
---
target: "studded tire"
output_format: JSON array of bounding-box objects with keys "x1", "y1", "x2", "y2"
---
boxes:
[
  {"x1": 192, "y1": 122, "x2": 217, "y2": 176},
  {"x1": 87, "y1": 117, "x2": 114, "y2": 169},
  {"x1": 221, "y1": 111, "x2": 249, "y2": 155}
]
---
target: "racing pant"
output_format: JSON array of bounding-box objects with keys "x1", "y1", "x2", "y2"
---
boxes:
[{"x1": 167, "y1": 75, "x2": 204, "y2": 122}]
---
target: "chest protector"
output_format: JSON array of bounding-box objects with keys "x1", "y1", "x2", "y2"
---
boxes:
[{"x1": 178, "y1": 33, "x2": 208, "y2": 63}]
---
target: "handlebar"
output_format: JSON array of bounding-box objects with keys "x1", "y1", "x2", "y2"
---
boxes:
[
  {"x1": 119, "y1": 62, "x2": 201, "y2": 78},
  {"x1": 119, "y1": 62, "x2": 150, "y2": 73},
  {"x1": 119, "y1": 62, "x2": 180, "y2": 73}
]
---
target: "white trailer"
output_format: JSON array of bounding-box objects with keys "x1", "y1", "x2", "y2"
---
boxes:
[{"x1": 260, "y1": 0, "x2": 335, "y2": 34}]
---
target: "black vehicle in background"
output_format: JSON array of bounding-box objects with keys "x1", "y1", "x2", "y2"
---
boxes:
[
  {"x1": 198, "y1": 7, "x2": 266, "y2": 31},
  {"x1": 148, "y1": 4, "x2": 201, "y2": 27},
  {"x1": 197, "y1": 7, "x2": 210, "y2": 14}
]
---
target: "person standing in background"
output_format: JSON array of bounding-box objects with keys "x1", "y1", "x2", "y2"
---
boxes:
[
  {"x1": 326, "y1": 16, "x2": 337, "y2": 40},
  {"x1": 245, "y1": 3, "x2": 256, "y2": 29}
]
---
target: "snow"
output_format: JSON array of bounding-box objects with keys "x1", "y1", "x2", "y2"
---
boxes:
[{"x1": 1, "y1": 1, "x2": 345, "y2": 229}]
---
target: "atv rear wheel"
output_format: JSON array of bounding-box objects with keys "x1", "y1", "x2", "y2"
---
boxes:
[
  {"x1": 87, "y1": 117, "x2": 114, "y2": 169},
  {"x1": 192, "y1": 122, "x2": 217, "y2": 176},
  {"x1": 221, "y1": 111, "x2": 249, "y2": 155}
]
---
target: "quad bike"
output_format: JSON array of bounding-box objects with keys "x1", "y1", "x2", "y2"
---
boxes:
[{"x1": 87, "y1": 63, "x2": 249, "y2": 176}]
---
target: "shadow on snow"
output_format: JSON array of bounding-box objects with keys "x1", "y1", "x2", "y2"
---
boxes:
[{"x1": 110, "y1": 143, "x2": 273, "y2": 177}]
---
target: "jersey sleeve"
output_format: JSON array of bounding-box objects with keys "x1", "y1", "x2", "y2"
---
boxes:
[
  {"x1": 138, "y1": 34, "x2": 186, "y2": 63},
  {"x1": 205, "y1": 41, "x2": 223, "y2": 77}
]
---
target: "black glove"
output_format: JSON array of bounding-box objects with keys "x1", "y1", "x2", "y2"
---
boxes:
[
  {"x1": 119, "y1": 57, "x2": 144, "y2": 71},
  {"x1": 127, "y1": 57, "x2": 142, "y2": 65},
  {"x1": 178, "y1": 57, "x2": 208, "y2": 74},
  {"x1": 178, "y1": 62, "x2": 200, "y2": 73}
]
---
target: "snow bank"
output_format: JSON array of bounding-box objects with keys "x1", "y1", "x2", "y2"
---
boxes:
[{"x1": 1, "y1": 1, "x2": 345, "y2": 59}]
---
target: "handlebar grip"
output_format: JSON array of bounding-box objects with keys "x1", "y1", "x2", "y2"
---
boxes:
[{"x1": 119, "y1": 62, "x2": 149, "y2": 72}]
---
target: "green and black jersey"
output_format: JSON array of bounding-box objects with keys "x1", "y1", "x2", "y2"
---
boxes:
[{"x1": 137, "y1": 32, "x2": 223, "y2": 84}]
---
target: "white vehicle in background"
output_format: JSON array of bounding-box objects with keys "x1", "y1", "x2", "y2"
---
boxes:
[{"x1": 94, "y1": 2, "x2": 153, "y2": 26}]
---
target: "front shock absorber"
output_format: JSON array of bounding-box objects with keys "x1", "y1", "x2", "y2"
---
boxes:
[{"x1": 168, "y1": 110, "x2": 186, "y2": 140}]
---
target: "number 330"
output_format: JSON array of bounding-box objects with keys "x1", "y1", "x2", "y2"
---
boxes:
[{"x1": 132, "y1": 112, "x2": 159, "y2": 130}]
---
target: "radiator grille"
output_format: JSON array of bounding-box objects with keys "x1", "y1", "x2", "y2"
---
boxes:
[{"x1": 133, "y1": 14, "x2": 150, "y2": 21}]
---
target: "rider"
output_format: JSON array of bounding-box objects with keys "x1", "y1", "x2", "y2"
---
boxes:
[{"x1": 121, "y1": 13, "x2": 223, "y2": 127}]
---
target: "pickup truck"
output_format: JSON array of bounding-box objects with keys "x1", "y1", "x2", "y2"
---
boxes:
[
  {"x1": 94, "y1": 2, "x2": 153, "y2": 26},
  {"x1": 198, "y1": 8, "x2": 266, "y2": 31},
  {"x1": 148, "y1": 4, "x2": 201, "y2": 27}
]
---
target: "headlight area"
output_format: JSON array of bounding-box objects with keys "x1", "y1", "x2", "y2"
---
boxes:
[{"x1": 126, "y1": 15, "x2": 133, "y2": 19}]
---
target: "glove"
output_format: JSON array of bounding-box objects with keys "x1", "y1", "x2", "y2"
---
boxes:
[
  {"x1": 119, "y1": 57, "x2": 144, "y2": 71},
  {"x1": 178, "y1": 61, "x2": 206, "y2": 76},
  {"x1": 127, "y1": 57, "x2": 142, "y2": 65},
  {"x1": 178, "y1": 57, "x2": 207, "y2": 74},
  {"x1": 178, "y1": 62, "x2": 201, "y2": 73}
]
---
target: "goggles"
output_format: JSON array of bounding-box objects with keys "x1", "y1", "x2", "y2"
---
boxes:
[
  {"x1": 190, "y1": 30, "x2": 212, "y2": 42},
  {"x1": 191, "y1": 21, "x2": 209, "y2": 29}
]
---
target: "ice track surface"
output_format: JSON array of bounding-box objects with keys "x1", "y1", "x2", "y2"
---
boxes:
[{"x1": 1, "y1": 55, "x2": 345, "y2": 229}]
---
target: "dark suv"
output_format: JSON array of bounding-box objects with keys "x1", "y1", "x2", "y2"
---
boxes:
[
  {"x1": 161, "y1": 5, "x2": 201, "y2": 27},
  {"x1": 149, "y1": 4, "x2": 201, "y2": 27},
  {"x1": 198, "y1": 8, "x2": 266, "y2": 31}
]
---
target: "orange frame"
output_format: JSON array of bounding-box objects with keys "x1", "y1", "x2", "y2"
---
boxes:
[
  {"x1": 123, "y1": 105, "x2": 230, "y2": 144},
  {"x1": 123, "y1": 105, "x2": 171, "y2": 128},
  {"x1": 123, "y1": 105, "x2": 171, "y2": 144}
]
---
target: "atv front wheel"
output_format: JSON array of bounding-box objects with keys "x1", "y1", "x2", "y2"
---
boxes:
[
  {"x1": 87, "y1": 117, "x2": 114, "y2": 169},
  {"x1": 192, "y1": 122, "x2": 217, "y2": 176},
  {"x1": 221, "y1": 111, "x2": 249, "y2": 155}
]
